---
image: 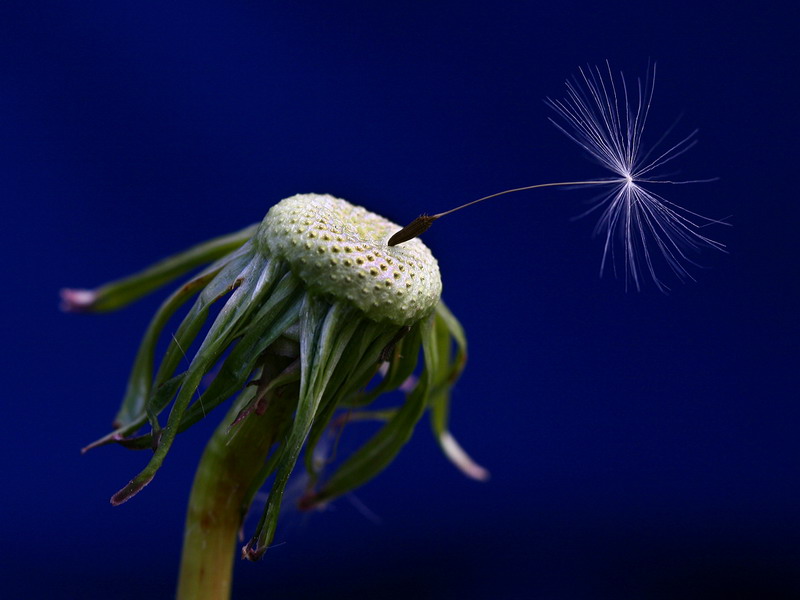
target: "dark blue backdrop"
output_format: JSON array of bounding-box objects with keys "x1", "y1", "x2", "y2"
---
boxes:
[{"x1": 3, "y1": 2, "x2": 798, "y2": 598}]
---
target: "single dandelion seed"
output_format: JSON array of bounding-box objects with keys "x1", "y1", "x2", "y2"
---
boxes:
[{"x1": 389, "y1": 62, "x2": 726, "y2": 291}]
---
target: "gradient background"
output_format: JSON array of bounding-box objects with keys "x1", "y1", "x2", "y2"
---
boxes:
[{"x1": 3, "y1": 2, "x2": 798, "y2": 598}]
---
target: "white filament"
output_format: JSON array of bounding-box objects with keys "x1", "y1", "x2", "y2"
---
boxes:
[{"x1": 546, "y1": 62, "x2": 725, "y2": 291}]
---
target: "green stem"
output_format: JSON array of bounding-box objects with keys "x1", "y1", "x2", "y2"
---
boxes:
[{"x1": 176, "y1": 356, "x2": 296, "y2": 600}]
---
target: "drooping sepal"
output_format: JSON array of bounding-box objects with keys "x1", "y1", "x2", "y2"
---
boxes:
[
  {"x1": 60, "y1": 224, "x2": 257, "y2": 313},
  {"x1": 429, "y1": 301, "x2": 489, "y2": 481}
]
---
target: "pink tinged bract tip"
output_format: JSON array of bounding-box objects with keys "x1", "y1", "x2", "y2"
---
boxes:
[
  {"x1": 440, "y1": 431, "x2": 490, "y2": 482},
  {"x1": 399, "y1": 373, "x2": 418, "y2": 393},
  {"x1": 59, "y1": 288, "x2": 98, "y2": 312},
  {"x1": 110, "y1": 475, "x2": 154, "y2": 506}
]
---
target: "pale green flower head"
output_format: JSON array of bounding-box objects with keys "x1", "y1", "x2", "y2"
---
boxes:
[{"x1": 260, "y1": 194, "x2": 442, "y2": 324}]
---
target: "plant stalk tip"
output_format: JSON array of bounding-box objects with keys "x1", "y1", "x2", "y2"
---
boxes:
[
  {"x1": 59, "y1": 288, "x2": 98, "y2": 312},
  {"x1": 241, "y1": 540, "x2": 266, "y2": 562},
  {"x1": 110, "y1": 475, "x2": 153, "y2": 506}
]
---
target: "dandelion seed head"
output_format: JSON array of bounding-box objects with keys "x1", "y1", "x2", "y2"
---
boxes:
[{"x1": 547, "y1": 62, "x2": 725, "y2": 292}]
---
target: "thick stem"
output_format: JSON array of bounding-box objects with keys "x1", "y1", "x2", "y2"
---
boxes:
[{"x1": 176, "y1": 355, "x2": 296, "y2": 600}]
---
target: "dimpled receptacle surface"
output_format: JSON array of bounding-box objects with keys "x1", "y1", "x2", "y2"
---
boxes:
[{"x1": 258, "y1": 194, "x2": 442, "y2": 325}]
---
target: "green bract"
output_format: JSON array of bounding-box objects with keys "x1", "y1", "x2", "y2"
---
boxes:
[{"x1": 67, "y1": 194, "x2": 485, "y2": 560}]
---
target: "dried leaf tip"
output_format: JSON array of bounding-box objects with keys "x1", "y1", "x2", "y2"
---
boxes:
[
  {"x1": 387, "y1": 214, "x2": 439, "y2": 246},
  {"x1": 59, "y1": 288, "x2": 98, "y2": 312}
]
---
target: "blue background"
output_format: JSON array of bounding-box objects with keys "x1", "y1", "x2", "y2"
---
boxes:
[{"x1": 3, "y1": 2, "x2": 798, "y2": 598}]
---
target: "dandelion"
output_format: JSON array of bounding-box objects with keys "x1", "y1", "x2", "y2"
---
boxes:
[
  {"x1": 390, "y1": 63, "x2": 725, "y2": 291},
  {"x1": 62, "y1": 63, "x2": 725, "y2": 599},
  {"x1": 63, "y1": 194, "x2": 483, "y2": 596}
]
